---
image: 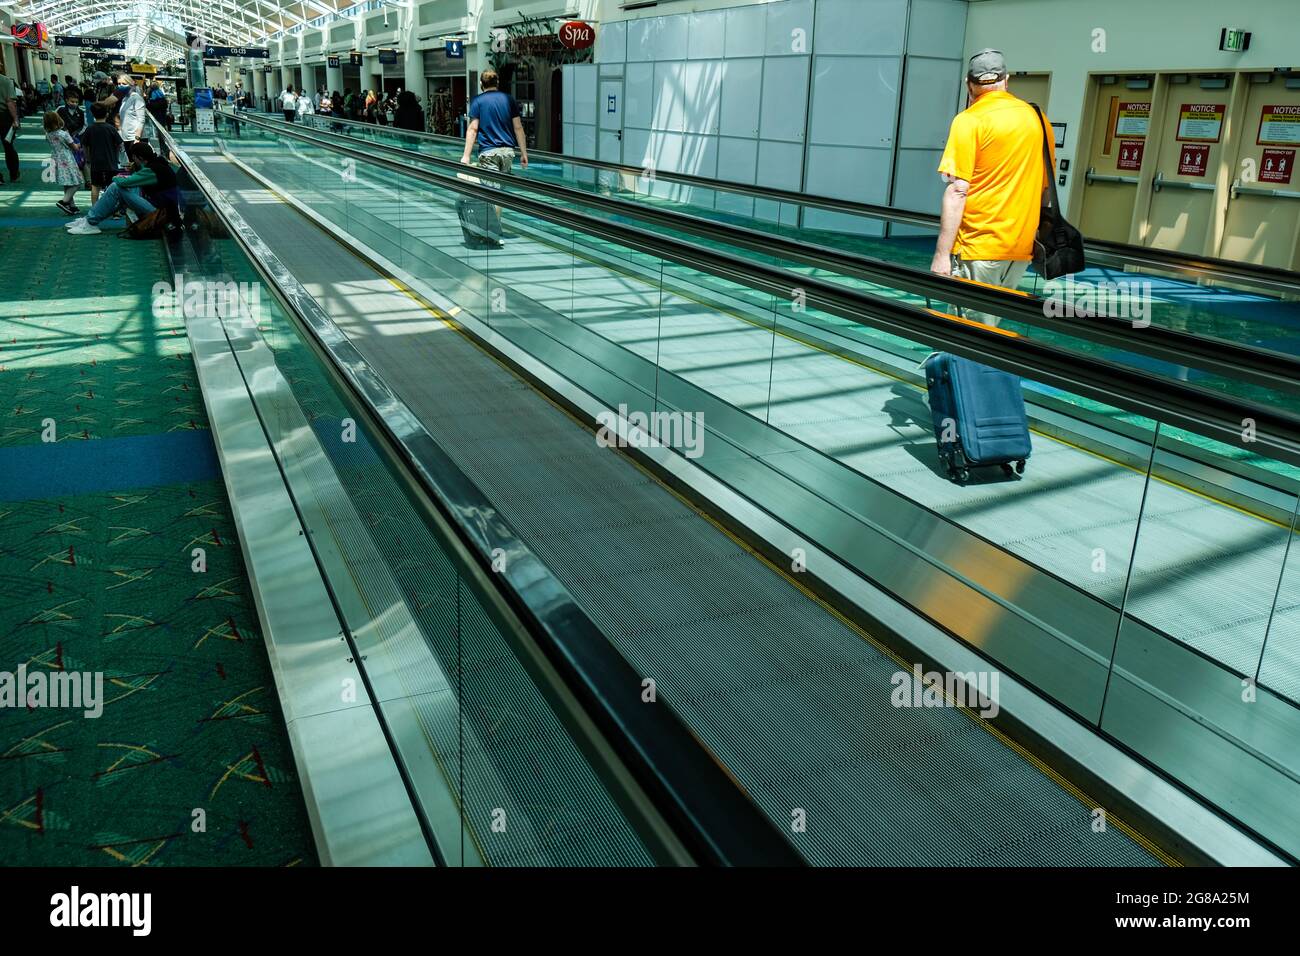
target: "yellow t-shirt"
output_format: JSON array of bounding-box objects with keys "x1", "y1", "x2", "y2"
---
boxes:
[{"x1": 937, "y1": 91, "x2": 1054, "y2": 262}]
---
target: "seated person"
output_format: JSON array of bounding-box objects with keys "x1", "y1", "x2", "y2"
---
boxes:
[{"x1": 67, "y1": 141, "x2": 179, "y2": 236}]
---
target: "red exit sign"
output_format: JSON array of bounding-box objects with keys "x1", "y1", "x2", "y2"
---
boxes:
[{"x1": 559, "y1": 20, "x2": 596, "y2": 50}]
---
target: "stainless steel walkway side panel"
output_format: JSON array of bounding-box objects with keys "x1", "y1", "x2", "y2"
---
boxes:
[{"x1": 179, "y1": 250, "x2": 434, "y2": 868}]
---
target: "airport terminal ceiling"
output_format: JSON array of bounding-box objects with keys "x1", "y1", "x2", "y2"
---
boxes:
[{"x1": 4, "y1": 0, "x2": 366, "y2": 50}]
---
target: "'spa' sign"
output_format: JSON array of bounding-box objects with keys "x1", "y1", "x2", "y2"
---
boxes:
[{"x1": 558, "y1": 20, "x2": 596, "y2": 50}]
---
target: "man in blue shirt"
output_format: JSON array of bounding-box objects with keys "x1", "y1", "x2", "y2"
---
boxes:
[{"x1": 459, "y1": 70, "x2": 528, "y2": 174}]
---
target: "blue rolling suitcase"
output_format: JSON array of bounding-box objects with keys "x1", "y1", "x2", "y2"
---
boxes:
[{"x1": 924, "y1": 353, "x2": 1031, "y2": 485}]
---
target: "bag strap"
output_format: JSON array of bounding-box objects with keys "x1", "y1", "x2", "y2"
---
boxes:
[{"x1": 1029, "y1": 102, "x2": 1061, "y2": 212}]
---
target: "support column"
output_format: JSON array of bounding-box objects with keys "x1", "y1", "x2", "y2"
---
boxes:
[
  {"x1": 364, "y1": 54, "x2": 383, "y2": 95},
  {"x1": 326, "y1": 60, "x2": 343, "y2": 94},
  {"x1": 403, "y1": 48, "x2": 423, "y2": 101},
  {"x1": 280, "y1": 65, "x2": 295, "y2": 94},
  {"x1": 253, "y1": 69, "x2": 267, "y2": 110}
]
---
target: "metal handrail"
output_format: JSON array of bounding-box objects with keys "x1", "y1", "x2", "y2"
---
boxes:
[
  {"x1": 156, "y1": 114, "x2": 806, "y2": 867},
  {"x1": 225, "y1": 109, "x2": 1300, "y2": 401},
  {"x1": 233, "y1": 104, "x2": 1300, "y2": 297},
  {"x1": 214, "y1": 109, "x2": 1300, "y2": 472}
]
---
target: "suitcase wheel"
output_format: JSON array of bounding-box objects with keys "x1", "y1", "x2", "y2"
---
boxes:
[
  {"x1": 1016, "y1": 459, "x2": 1026, "y2": 475},
  {"x1": 950, "y1": 466, "x2": 970, "y2": 485},
  {"x1": 1001, "y1": 463, "x2": 1015, "y2": 478}
]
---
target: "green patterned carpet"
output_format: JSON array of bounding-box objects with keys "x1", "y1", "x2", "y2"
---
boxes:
[{"x1": 0, "y1": 132, "x2": 317, "y2": 866}]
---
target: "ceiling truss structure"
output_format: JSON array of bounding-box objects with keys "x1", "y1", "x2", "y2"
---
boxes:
[{"x1": 12, "y1": 0, "x2": 368, "y2": 50}]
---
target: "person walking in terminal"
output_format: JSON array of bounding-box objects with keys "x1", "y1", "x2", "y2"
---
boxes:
[
  {"x1": 281, "y1": 86, "x2": 298, "y2": 122},
  {"x1": 0, "y1": 68, "x2": 19, "y2": 185},
  {"x1": 115, "y1": 74, "x2": 147, "y2": 145},
  {"x1": 930, "y1": 49, "x2": 1054, "y2": 327},
  {"x1": 460, "y1": 69, "x2": 528, "y2": 174}
]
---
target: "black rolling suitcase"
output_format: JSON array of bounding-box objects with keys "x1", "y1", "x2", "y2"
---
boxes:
[{"x1": 457, "y1": 197, "x2": 502, "y2": 249}]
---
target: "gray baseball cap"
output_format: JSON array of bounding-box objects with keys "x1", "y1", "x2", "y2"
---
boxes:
[{"x1": 967, "y1": 49, "x2": 1008, "y2": 84}]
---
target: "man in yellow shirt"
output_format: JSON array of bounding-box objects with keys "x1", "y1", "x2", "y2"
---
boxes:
[{"x1": 932, "y1": 49, "x2": 1054, "y2": 326}]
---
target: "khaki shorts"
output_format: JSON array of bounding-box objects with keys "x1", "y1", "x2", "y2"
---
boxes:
[
  {"x1": 951, "y1": 257, "x2": 1030, "y2": 328},
  {"x1": 477, "y1": 148, "x2": 515, "y2": 175}
]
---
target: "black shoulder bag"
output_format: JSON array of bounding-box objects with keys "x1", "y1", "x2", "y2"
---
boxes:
[{"x1": 1029, "y1": 103, "x2": 1085, "y2": 279}]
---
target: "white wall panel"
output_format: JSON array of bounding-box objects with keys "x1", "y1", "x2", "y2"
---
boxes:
[
  {"x1": 756, "y1": 140, "x2": 805, "y2": 190},
  {"x1": 808, "y1": 56, "x2": 899, "y2": 148},
  {"x1": 628, "y1": 14, "x2": 689, "y2": 63},
  {"x1": 652, "y1": 61, "x2": 687, "y2": 132},
  {"x1": 688, "y1": 10, "x2": 727, "y2": 61},
  {"x1": 816, "y1": 0, "x2": 907, "y2": 56},
  {"x1": 651, "y1": 131, "x2": 720, "y2": 179},
  {"x1": 765, "y1": 0, "x2": 815, "y2": 57},
  {"x1": 719, "y1": 59, "x2": 762, "y2": 139},
  {"x1": 907, "y1": 0, "x2": 968, "y2": 59},
  {"x1": 571, "y1": 123, "x2": 597, "y2": 160},
  {"x1": 805, "y1": 144, "x2": 893, "y2": 203},
  {"x1": 724, "y1": 5, "x2": 766, "y2": 59},
  {"x1": 623, "y1": 61, "x2": 654, "y2": 129},
  {"x1": 759, "y1": 56, "x2": 810, "y2": 142},
  {"x1": 595, "y1": 20, "x2": 627, "y2": 63},
  {"x1": 573, "y1": 64, "x2": 598, "y2": 128},
  {"x1": 717, "y1": 136, "x2": 759, "y2": 185},
  {"x1": 892, "y1": 147, "x2": 947, "y2": 217},
  {"x1": 562, "y1": 64, "x2": 575, "y2": 121},
  {"x1": 681, "y1": 60, "x2": 723, "y2": 135},
  {"x1": 624, "y1": 127, "x2": 653, "y2": 169},
  {"x1": 898, "y1": 57, "x2": 963, "y2": 149}
]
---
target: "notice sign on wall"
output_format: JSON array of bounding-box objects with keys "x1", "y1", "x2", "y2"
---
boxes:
[
  {"x1": 1178, "y1": 143, "x2": 1211, "y2": 176},
  {"x1": 1177, "y1": 103, "x2": 1226, "y2": 142},
  {"x1": 1260, "y1": 148, "x2": 1296, "y2": 184},
  {"x1": 1258, "y1": 105, "x2": 1300, "y2": 146},
  {"x1": 1117, "y1": 140, "x2": 1145, "y2": 170},
  {"x1": 1115, "y1": 102, "x2": 1151, "y2": 137}
]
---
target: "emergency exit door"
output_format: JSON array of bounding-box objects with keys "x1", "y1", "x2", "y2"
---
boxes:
[
  {"x1": 1144, "y1": 76, "x2": 1235, "y2": 254},
  {"x1": 1220, "y1": 74, "x2": 1300, "y2": 270},
  {"x1": 598, "y1": 77, "x2": 623, "y2": 164},
  {"x1": 1079, "y1": 76, "x2": 1152, "y2": 243}
]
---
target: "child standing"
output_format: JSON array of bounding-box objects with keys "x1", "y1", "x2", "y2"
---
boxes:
[
  {"x1": 80, "y1": 102, "x2": 118, "y2": 207},
  {"x1": 44, "y1": 112, "x2": 83, "y2": 216}
]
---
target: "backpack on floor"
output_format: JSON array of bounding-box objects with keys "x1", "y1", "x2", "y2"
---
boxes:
[{"x1": 118, "y1": 207, "x2": 170, "y2": 239}]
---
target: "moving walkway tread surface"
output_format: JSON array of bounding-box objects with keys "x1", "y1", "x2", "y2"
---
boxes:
[{"x1": 193, "y1": 142, "x2": 1161, "y2": 866}]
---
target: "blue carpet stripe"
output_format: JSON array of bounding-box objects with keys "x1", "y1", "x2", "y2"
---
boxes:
[{"x1": 0, "y1": 430, "x2": 220, "y2": 501}]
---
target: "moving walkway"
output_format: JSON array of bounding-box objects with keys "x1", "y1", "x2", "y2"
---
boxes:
[{"x1": 156, "y1": 111, "x2": 1298, "y2": 865}]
